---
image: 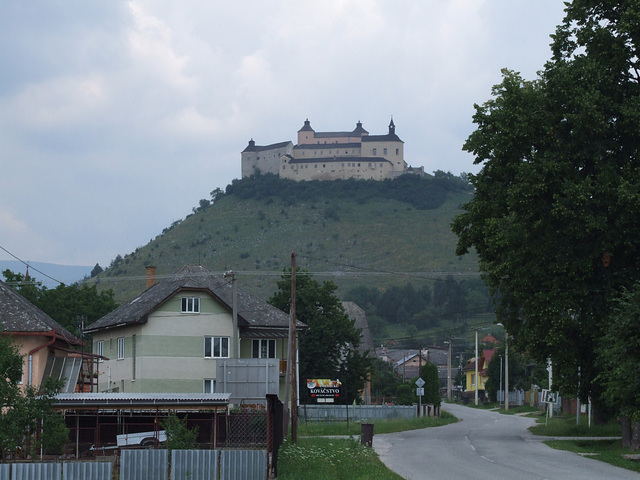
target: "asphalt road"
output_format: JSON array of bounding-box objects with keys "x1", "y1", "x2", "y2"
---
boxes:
[{"x1": 373, "y1": 403, "x2": 639, "y2": 480}]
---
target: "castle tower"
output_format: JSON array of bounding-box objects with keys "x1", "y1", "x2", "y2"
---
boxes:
[{"x1": 297, "y1": 119, "x2": 315, "y2": 145}]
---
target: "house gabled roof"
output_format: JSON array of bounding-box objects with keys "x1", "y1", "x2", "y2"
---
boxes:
[
  {"x1": 341, "y1": 301, "x2": 376, "y2": 358},
  {"x1": 0, "y1": 279, "x2": 82, "y2": 346},
  {"x1": 463, "y1": 349, "x2": 495, "y2": 374},
  {"x1": 85, "y1": 265, "x2": 301, "y2": 334}
]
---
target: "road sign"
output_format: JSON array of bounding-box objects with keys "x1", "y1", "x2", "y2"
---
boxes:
[
  {"x1": 415, "y1": 377, "x2": 425, "y2": 388},
  {"x1": 416, "y1": 387, "x2": 424, "y2": 396}
]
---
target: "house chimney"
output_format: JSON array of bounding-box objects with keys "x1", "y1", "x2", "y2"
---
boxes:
[{"x1": 146, "y1": 266, "x2": 157, "y2": 289}]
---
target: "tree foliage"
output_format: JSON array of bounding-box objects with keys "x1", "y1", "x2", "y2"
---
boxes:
[
  {"x1": 0, "y1": 334, "x2": 68, "y2": 460},
  {"x1": 420, "y1": 362, "x2": 441, "y2": 407},
  {"x1": 162, "y1": 414, "x2": 199, "y2": 450},
  {"x1": 598, "y1": 284, "x2": 640, "y2": 423},
  {"x1": 268, "y1": 270, "x2": 371, "y2": 404},
  {"x1": 452, "y1": 1, "x2": 640, "y2": 417},
  {"x1": 344, "y1": 278, "x2": 493, "y2": 337},
  {"x1": 224, "y1": 171, "x2": 472, "y2": 211},
  {"x1": 2, "y1": 269, "x2": 118, "y2": 336}
]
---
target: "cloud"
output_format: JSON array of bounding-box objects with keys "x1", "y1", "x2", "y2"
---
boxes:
[{"x1": 0, "y1": 0, "x2": 567, "y2": 267}]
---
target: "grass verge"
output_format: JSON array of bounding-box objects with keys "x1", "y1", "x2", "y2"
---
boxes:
[
  {"x1": 297, "y1": 410, "x2": 457, "y2": 436},
  {"x1": 530, "y1": 414, "x2": 621, "y2": 437},
  {"x1": 544, "y1": 439, "x2": 640, "y2": 473},
  {"x1": 277, "y1": 437, "x2": 404, "y2": 480}
]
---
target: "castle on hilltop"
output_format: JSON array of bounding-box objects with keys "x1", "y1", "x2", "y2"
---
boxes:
[{"x1": 242, "y1": 118, "x2": 422, "y2": 181}]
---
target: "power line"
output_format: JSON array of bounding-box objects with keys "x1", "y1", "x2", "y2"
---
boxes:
[{"x1": 0, "y1": 245, "x2": 64, "y2": 285}]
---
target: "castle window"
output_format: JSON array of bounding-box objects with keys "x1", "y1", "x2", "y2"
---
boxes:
[
  {"x1": 358, "y1": 163, "x2": 361, "y2": 167},
  {"x1": 373, "y1": 148, "x2": 377, "y2": 155},
  {"x1": 396, "y1": 148, "x2": 399, "y2": 155},
  {"x1": 384, "y1": 148, "x2": 388, "y2": 155},
  {"x1": 282, "y1": 166, "x2": 285, "y2": 170},
  {"x1": 380, "y1": 163, "x2": 384, "y2": 168},
  {"x1": 368, "y1": 163, "x2": 372, "y2": 167},
  {"x1": 342, "y1": 163, "x2": 345, "y2": 167}
]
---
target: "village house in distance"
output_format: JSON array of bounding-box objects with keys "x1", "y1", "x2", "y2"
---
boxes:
[{"x1": 242, "y1": 118, "x2": 424, "y2": 181}]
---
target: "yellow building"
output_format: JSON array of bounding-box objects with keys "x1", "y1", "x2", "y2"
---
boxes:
[{"x1": 464, "y1": 349, "x2": 495, "y2": 397}]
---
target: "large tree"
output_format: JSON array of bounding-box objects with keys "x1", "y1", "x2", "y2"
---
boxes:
[
  {"x1": 268, "y1": 270, "x2": 371, "y2": 404},
  {"x1": 2, "y1": 269, "x2": 118, "y2": 336},
  {"x1": 452, "y1": 0, "x2": 640, "y2": 418}
]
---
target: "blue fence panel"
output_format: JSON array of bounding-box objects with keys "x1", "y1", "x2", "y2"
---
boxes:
[
  {"x1": 220, "y1": 450, "x2": 266, "y2": 480},
  {"x1": 0, "y1": 464, "x2": 10, "y2": 480},
  {"x1": 63, "y1": 461, "x2": 112, "y2": 480},
  {"x1": 120, "y1": 449, "x2": 168, "y2": 480},
  {"x1": 12, "y1": 463, "x2": 61, "y2": 480},
  {"x1": 171, "y1": 449, "x2": 219, "y2": 480}
]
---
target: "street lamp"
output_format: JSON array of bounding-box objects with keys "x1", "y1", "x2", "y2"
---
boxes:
[{"x1": 445, "y1": 339, "x2": 452, "y2": 402}]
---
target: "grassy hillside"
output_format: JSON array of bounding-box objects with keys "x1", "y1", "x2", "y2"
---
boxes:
[
  {"x1": 89, "y1": 176, "x2": 488, "y2": 346},
  {"x1": 91, "y1": 189, "x2": 478, "y2": 303}
]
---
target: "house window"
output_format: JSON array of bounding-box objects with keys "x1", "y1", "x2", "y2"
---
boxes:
[
  {"x1": 96, "y1": 340, "x2": 104, "y2": 362},
  {"x1": 204, "y1": 379, "x2": 216, "y2": 393},
  {"x1": 204, "y1": 336, "x2": 229, "y2": 358},
  {"x1": 117, "y1": 337, "x2": 125, "y2": 360},
  {"x1": 181, "y1": 297, "x2": 200, "y2": 313},
  {"x1": 252, "y1": 339, "x2": 276, "y2": 359}
]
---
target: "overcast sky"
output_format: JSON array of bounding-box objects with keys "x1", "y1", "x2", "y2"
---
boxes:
[{"x1": 1, "y1": 1, "x2": 567, "y2": 269}]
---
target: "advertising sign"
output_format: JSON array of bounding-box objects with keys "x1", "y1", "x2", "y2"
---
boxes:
[{"x1": 307, "y1": 379, "x2": 342, "y2": 403}]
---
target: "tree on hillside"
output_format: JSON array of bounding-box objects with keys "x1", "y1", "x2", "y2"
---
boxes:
[
  {"x1": 0, "y1": 334, "x2": 68, "y2": 460},
  {"x1": 268, "y1": 270, "x2": 371, "y2": 404},
  {"x1": 2, "y1": 269, "x2": 118, "y2": 336},
  {"x1": 452, "y1": 1, "x2": 640, "y2": 420}
]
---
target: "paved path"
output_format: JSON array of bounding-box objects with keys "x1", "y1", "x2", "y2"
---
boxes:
[{"x1": 373, "y1": 403, "x2": 639, "y2": 480}]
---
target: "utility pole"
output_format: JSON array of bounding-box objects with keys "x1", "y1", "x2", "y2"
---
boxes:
[
  {"x1": 290, "y1": 253, "x2": 298, "y2": 443},
  {"x1": 475, "y1": 329, "x2": 479, "y2": 406},
  {"x1": 223, "y1": 271, "x2": 238, "y2": 358},
  {"x1": 418, "y1": 343, "x2": 422, "y2": 417},
  {"x1": 447, "y1": 338, "x2": 452, "y2": 402},
  {"x1": 504, "y1": 332, "x2": 509, "y2": 412}
]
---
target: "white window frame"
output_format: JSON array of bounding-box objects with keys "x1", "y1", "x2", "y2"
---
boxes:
[
  {"x1": 204, "y1": 379, "x2": 216, "y2": 393},
  {"x1": 252, "y1": 339, "x2": 276, "y2": 359},
  {"x1": 181, "y1": 296, "x2": 200, "y2": 313},
  {"x1": 96, "y1": 340, "x2": 104, "y2": 362},
  {"x1": 117, "y1": 337, "x2": 125, "y2": 360},
  {"x1": 204, "y1": 336, "x2": 229, "y2": 358}
]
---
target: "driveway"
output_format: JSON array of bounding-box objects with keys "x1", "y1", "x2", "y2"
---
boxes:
[{"x1": 373, "y1": 403, "x2": 639, "y2": 480}]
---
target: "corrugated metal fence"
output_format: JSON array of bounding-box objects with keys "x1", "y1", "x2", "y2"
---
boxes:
[
  {"x1": 0, "y1": 462, "x2": 111, "y2": 480},
  {"x1": 0, "y1": 450, "x2": 265, "y2": 480},
  {"x1": 299, "y1": 404, "x2": 416, "y2": 422},
  {"x1": 121, "y1": 449, "x2": 169, "y2": 480}
]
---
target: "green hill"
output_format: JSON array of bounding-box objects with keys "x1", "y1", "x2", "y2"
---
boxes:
[{"x1": 90, "y1": 174, "x2": 488, "y2": 345}]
